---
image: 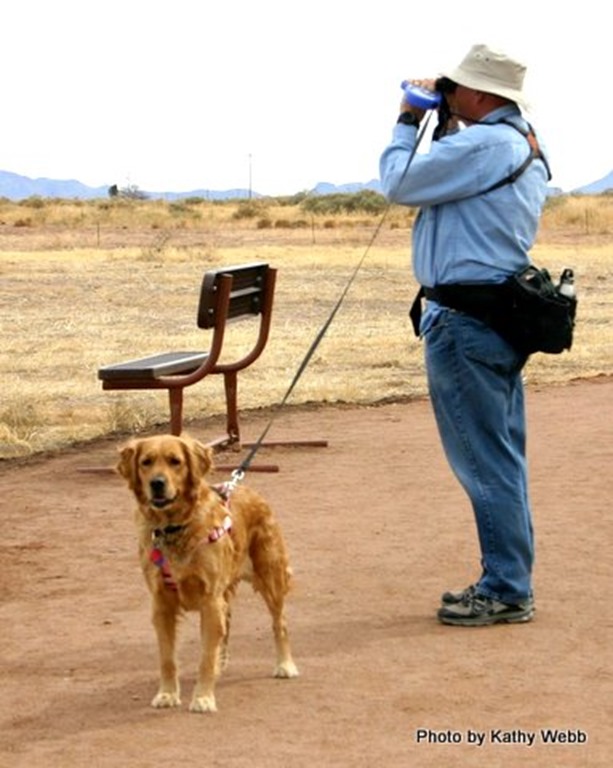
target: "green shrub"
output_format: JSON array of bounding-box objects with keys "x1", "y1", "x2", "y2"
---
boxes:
[
  {"x1": 301, "y1": 190, "x2": 387, "y2": 215},
  {"x1": 19, "y1": 196, "x2": 46, "y2": 209},
  {"x1": 232, "y1": 200, "x2": 268, "y2": 220}
]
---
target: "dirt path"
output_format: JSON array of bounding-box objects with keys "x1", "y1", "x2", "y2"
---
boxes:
[{"x1": 1, "y1": 378, "x2": 611, "y2": 767}]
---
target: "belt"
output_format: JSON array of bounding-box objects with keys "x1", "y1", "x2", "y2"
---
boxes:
[
  {"x1": 410, "y1": 283, "x2": 507, "y2": 337},
  {"x1": 409, "y1": 286, "x2": 434, "y2": 336}
]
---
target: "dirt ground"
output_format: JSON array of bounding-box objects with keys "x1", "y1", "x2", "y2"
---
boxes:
[{"x1": 1, "y1": 377, "x2": 611, "y2": 768}]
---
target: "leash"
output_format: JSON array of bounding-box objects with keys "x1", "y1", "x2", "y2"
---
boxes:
[{"x1": 228, "y1": 112, "x2": 434, "y2": 488}]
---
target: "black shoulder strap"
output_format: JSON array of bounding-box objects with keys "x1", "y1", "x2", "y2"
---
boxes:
[{"x1": 480, "y1": 120, "x2": 552, "y2": 195}]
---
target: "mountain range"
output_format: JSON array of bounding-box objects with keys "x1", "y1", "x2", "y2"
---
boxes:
[{"x1": 0, "y1": 168, "x2": 611, "y2": 201}]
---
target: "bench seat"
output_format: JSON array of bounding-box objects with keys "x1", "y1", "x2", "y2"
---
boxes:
[{"x1": 99, "y1": 351, "x2": 208, "y2": 382}]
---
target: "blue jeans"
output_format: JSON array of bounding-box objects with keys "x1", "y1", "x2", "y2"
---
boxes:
[{"x1": 423, "y1": 307, "x2": 533, "y2": 603}]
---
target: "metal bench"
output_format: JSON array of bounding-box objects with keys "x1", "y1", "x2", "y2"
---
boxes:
[{"x1": 98, "y1": 262, "x2": 275, "y2": 447}]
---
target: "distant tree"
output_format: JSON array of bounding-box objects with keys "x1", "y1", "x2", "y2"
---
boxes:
[
  {"x1": 120, "y1": 184, "x2": 149, "y2": 200},
  {"x1": 107, "y1": 183, "x2": 149, "y2": 200}
]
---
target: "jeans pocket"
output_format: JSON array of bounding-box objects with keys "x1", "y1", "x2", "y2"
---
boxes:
[{"x1": 422, "y1": 307, "x2": 448, "y2": 339}]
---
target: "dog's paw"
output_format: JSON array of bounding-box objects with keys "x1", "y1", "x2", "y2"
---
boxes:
[
  {"x1": 151, "y1": 691, "x2": 181, "y2": 709},
  {"x1": 274, "y1": 660, "x2": 300, "y2": 679},
  {"x1": 189, "y1": 694, "x2": 217, "y2": 713}
]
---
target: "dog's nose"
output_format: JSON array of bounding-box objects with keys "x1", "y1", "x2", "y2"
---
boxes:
[{"x1": 150, "y1": 476, "x2": 166, "y2": 497}]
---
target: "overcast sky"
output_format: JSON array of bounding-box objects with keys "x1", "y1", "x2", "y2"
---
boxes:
[{"x1": 2, "y1": 0, "x2": 610, "y2": 195}]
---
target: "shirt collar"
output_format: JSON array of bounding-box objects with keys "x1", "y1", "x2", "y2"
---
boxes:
[{"x1": 480, "y1": 103, "x2": 523, "y2": 125}]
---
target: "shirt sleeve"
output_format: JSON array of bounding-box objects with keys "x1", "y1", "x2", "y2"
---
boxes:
[{"x1": 379, "y1": 122, "x2": 530, "y2": 207}]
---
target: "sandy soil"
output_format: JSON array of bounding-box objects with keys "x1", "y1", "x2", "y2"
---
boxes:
[{"x1": 1, "y1": 378, "x2": 611, "y2": 767}]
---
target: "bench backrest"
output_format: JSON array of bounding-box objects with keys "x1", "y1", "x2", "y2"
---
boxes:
[{"x1": 197, "y1": 262, "x2": 271, "y2": 329}]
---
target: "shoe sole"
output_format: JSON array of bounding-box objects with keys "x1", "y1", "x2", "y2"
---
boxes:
[{"x1": 438, "y1": 609, "x2": 535, "y2": 627}]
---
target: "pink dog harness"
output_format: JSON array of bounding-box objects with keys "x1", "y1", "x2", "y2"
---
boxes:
[
  {"x1": 150, "y1": 484, "x2": 233, "y2": 591},
  {"x1": 149, "y1": 547, "x2": 179, "y2": 591}
]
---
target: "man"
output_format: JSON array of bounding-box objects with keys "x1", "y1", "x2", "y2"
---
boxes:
[{"x1": 379, "y1": 44, "x2": 550, "y2": 626}]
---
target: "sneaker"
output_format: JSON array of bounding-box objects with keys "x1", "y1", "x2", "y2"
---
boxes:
[
  {"x1": 437, "y1": 593, "x2": 534, "y2": 626},
  {"x1": 442, "y1": 584, "x2": 535, "y2": 608},
  {"x1": 441, "y1": 584, "x2": 477, "y2": 605}
]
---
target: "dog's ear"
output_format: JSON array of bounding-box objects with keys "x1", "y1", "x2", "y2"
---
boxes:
[
  {"x1": 116, "y1": 440, "x2": 140, "y2": 491},
  {"x1": 182, "y1": 436, "x2": 213, "y2": 491}
]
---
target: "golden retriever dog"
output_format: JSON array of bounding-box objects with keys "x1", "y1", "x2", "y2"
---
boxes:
[{"x1": 117, "y1": 434, "x2": 298, "y2": 713}]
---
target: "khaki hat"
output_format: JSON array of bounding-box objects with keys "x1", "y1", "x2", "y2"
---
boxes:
[{"x1": 441, "y1": 43, "x2": 528, "y2": 108}]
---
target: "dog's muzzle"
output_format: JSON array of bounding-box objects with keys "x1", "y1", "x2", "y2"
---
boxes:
[{"x1": 149, "y1": 476, "x2": 175, "y2": 508}]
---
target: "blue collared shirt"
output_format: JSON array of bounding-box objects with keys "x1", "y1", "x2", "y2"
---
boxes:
[{"x1": 379, "y1": 105, "x2": 550, "y2": 298}]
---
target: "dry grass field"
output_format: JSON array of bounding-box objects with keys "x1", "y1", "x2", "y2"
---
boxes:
[
  {"x1": 2, "y1": 196, "x2": 613, "y2": 768},
  {"x1": 1, "y1": 194, "x2": 612, "y2": 458}
]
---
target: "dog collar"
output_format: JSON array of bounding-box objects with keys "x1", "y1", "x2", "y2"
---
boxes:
[
  {"x1": 152, "y1": 523, "x2": 184, "y2": 540},
  {"x1": 151, "y1": 484, "x2": 231, "y2": 541}
]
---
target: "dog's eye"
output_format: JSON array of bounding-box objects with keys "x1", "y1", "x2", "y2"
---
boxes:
[
  {"x1": 140, "y1": 457, "x2": 153, "y2": 467},
  {"x1": 168, "y1": 456, "x2": 182, "y2": 467}
]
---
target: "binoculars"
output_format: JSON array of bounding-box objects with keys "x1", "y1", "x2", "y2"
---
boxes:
[
  {"x1": 401, "y1": 81, "x2": 441, "y2": 109},
  {"x1": 400, "y1": 77, "x2": 457, "y2": 110}
]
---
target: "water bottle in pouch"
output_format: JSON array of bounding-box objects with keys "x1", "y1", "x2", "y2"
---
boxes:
[{"x1": 557, "y1": 268, "x2": 576, "y2": 299}]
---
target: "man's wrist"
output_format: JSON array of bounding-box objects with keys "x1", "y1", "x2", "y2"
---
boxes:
[{"x1": 397, "y1": 112, "x2": 420, "y2": 127}]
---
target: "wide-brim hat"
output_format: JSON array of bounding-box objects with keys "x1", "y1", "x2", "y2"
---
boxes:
[{"x1": 441, "y1": 43, "x2": 529, "y2": 109}]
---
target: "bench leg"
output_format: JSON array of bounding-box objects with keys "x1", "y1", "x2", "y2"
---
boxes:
[
  {"x1": 168, "y1": 389, "x2": 184, "y2": 436},
  {"x1": 223, "y1": 370, "x2": 240, "y2": 445}
]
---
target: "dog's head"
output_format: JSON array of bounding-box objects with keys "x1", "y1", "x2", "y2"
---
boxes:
[{"x1": 117, "y1": 434, "x2": 213, "y2": 511}]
